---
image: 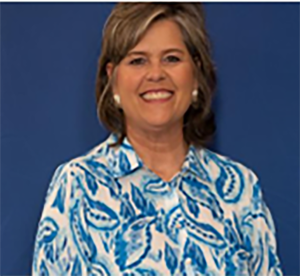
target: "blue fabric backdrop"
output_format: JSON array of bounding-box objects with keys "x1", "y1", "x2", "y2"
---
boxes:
[{"x1": 1, "y1": 3, "x2": 299, "y2": 275}]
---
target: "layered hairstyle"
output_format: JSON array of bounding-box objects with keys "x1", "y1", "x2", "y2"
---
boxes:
[{"x1": 95, "y1": 3, "x2": 217, "y2": 148}]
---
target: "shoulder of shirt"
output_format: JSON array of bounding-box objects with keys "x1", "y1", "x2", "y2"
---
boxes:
[
  {"x1": 51, "y1": 134, "x2": 113, "y2": 176},
  {"x1": 196, "y1": 146, "x2": 260, "y2": 186},
  {"x1": 44, "y1": 135, "x2": 115, "y2": 203}
]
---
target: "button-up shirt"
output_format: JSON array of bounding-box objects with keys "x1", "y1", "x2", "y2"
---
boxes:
[{"x1": 32, "y1": 133, "x2": 282, "y2": 276}]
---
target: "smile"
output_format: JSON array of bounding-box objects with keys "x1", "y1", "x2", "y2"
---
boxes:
[{"x1": 140, "y1": 91, "x2": 174, "y2": 103}]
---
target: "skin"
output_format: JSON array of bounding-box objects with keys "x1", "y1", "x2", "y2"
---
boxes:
[{"x1": 106, "y1": 19, "x2": 200, "y2": 181}]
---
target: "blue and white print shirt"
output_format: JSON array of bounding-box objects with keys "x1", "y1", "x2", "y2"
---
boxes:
[{"x1": 32, "y1": 133, "x2": 282, "y2": 276}]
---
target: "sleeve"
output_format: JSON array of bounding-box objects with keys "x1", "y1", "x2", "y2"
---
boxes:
[
  {"x1": 244, "y1": 170, "x2": 283, "y2": 276},
  {"x1": 31, "y1": 162, "x2": 87, "y2": 276}
]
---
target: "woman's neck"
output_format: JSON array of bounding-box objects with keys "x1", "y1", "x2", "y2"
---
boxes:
[{"x1": 126, "y1": 124, "x2": 189, "y2": 181}]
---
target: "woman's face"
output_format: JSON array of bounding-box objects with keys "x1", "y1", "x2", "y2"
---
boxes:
[{"x1": 106, "y1": 19, "x2": 199, "y2": 133}]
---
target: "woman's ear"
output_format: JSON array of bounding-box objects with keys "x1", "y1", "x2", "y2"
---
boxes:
[
  {"x1": 106, "y1": 62, "x2": 114, "y2": 80},
  {"x1": 193, "y1": 79, "x2": 199, "y2": 92},
  {"x1": 193, "y1": 56, "x2": 201, "y2": 89},
  {"x1": 194, "y1": 56, "x2": 201, "y2": 69}
]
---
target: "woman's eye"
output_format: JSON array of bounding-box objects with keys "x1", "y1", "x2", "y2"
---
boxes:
[
  {"x1": 165, "y1": 55, "x2": 180, "y2": 63},
  {"x1": 129, "y1": 58, "x2": 145, "y2": 65}
]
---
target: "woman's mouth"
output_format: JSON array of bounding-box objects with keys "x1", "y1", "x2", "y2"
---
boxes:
[{"x1": 140, "y1": 91, "x2": 174, "y2": 103}]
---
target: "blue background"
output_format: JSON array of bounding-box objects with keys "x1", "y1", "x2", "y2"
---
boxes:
[{"x1": 1, "y1": 3, "x2": 299, "y2": 275}]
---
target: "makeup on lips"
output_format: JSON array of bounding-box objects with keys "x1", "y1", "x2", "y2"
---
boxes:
[{"x1": 140, "y1": 89, "x2": 174, "y2": 103}]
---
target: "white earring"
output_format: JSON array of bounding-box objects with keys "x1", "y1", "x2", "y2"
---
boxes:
[
  {"x1": 113, "y1": 94, "x2": 121, "y2": 105},
  {"x1": 192, "y1": 89, "x2": 198, "y2": 102}
]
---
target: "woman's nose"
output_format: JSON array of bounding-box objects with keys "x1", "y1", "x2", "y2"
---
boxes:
[{"x1": 146, "y1": 62, "x2": 166, "y2": 82}]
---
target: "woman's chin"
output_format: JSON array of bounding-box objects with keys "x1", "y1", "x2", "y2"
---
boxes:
[{"x1": 139, "y1": 118, "x2": 180, "y2": 132}]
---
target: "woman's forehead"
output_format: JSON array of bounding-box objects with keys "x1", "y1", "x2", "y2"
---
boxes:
[{"x1": 124, "y1": 21, "x2": 188, "y2": 57}]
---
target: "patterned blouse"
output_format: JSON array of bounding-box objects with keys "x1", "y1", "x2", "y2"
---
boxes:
[{"x1": 32, "y1": 133, "x2": 282, "y2": 276}]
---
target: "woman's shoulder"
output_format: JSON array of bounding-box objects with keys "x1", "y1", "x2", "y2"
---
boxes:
[
  {"x1": 47, "y1": 134, "x2": 115, "y2": 184},
  {"x1": 199, "y1": 146, "x2": 259, "y2": 183},
  {"x1": 45, "y1": 134, "x2": 119, "y2": 203},
  {"x1": 193, "y1": 146, "x2": 260, "y2": 205},
  {"x1": 53, "y1": 133, "x2": 116, "y2": 174}
]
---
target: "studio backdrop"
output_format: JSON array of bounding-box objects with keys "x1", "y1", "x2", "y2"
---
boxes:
[{"x1": 1, "y1": 3, "x2": 299, "y2": 275}]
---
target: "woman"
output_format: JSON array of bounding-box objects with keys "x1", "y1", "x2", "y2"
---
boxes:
[{"x1": 32, "y1": 3, "x2": 282, "y2": 276}]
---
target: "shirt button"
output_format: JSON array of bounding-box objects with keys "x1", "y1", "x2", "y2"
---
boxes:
[{"x1": 186, "y1": 257, "x2": 192, "y2": 264}]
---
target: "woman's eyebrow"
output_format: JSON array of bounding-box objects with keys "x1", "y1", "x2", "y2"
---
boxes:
[{"x1": 127, "y1": 48, "x2": 185, "y2": 57}]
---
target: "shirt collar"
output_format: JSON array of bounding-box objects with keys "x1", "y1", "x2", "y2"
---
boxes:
[
  {"x1": 104, "y1": 133, "x2": 143, "y2": 178},
  {"x1": 104, "y1": 132, "x2": 211, "y2": 183},
  {"x1": 181, "y1": 144, "x2": 212, "y2": 183}
]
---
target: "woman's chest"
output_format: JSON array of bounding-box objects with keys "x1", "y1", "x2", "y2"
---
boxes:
[{"x1": 79, "y1": 174, "x2": 253, "y2": 276}]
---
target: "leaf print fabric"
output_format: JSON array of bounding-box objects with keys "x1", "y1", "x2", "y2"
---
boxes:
[{"x1": 32, "y1": 133, "x2": 283, "y2": 275}]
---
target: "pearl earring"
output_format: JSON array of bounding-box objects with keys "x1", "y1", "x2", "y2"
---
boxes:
[
  {"x1": 192, "y1": 89, "x2": 198, "y2": 102},
  {"x1": 113, "y1": 94, "x2": 121, "y2": 106}
]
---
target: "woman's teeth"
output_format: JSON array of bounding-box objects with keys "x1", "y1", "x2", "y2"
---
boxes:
[{"x1": 141, "y1": 92, "x2": 173, "y2": 100}]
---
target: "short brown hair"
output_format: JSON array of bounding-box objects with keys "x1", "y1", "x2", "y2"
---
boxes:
[{"x1": 95, "y1": 3, "x2": 217, "y2": 148}]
